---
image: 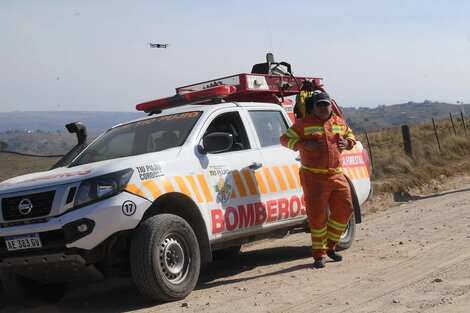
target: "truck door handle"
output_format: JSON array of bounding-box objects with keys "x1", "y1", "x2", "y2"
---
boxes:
[{"x1": 248, "y1": 162, "x2": 262, "y2": 170}]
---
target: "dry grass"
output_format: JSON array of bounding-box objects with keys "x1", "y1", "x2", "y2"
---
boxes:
[
  {"x1": 0, "y1": 153, "x2": 60, "y2": 182},
  {"x1": 357, "y1": 117, "x2": 470, "y2": 194}
]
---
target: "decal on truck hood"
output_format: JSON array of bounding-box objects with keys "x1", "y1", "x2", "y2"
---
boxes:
[
  {"x1": 135, "y1": 164, "x2": 164, "y2": 181},
  {"x1": 0, "y1": 169, "x2": 93, "y2": 190}
]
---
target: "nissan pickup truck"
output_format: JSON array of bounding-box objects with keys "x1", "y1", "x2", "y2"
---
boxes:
[{"x1": 0, "y1": 56, "x2": 371, "y2": 304}]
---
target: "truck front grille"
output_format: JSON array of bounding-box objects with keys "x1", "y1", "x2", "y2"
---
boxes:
[{"x1": 1, "y1": 191, "x2": 55, "y2": 221}]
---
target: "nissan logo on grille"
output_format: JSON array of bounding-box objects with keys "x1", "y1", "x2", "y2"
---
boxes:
[{"x1": 18, "y1": 198, "x2": 33, "y2": 215}]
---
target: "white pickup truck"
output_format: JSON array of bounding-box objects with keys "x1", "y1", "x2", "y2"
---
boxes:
[{"x1": 0, "y1": 56, "x2": 372, "y2": 304}]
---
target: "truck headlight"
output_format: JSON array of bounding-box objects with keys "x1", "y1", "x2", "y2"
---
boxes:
[{"x1": 74, "y1": 168, "x2": 134, "y2": 207}]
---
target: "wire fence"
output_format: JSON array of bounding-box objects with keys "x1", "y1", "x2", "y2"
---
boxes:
[
  {"x1": 359, "y1": 112, "x2": 470, "y2": 177},
  {"x1": 0, "y1": 150, "x2": 64, "y2": 158}
]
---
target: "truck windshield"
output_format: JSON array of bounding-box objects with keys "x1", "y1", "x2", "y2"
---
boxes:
[{"x1": 70, "y1": 111, "x2": 201, "y2": 166}]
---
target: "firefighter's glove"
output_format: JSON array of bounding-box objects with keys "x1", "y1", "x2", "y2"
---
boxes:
[{"x1": 338, "y1": 139, "x2": 350, "y2": 152}]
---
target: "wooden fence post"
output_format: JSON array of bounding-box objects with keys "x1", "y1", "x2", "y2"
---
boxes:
[
  {"x1": 364, "y1": 131, "x2": 374, "y2": 175},
  {"x1": 401, "y1": 125, "x2": 413, "y2": 157},
  {"x1": 461, "y1": 111, "x2": 468, "y2": 137},
  {"x1": 449, "y1": 113, "x2": 457, "y2": 135},
  {"x1": 432, "y1": 118, "x2": 442, "y2": 156}
]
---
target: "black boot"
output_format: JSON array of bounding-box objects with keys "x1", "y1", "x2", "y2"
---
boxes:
[
  {"x1": 326, "y1": 249, "x2": 343, "y2": 262},
  {"x1": 313, "y1": 257, "x2": 326, "y2": 268}
]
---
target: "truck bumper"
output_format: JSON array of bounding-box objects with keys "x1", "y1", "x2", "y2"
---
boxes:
[
  {"x1": 0, "y1": 252, "x2": 104, "y2": 283},
  {"x1": 0, "y1": 191, "x2": 152, "y2": 253}
]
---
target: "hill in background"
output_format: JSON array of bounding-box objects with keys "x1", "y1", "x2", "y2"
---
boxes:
[
  {"x1": 342, "y1": 101, "x2": 470, "y2": 132},
  {"x1": 0, "y1": 111, "x2": 143, "y2": 133},
  {"x1": 1, "y1": 102, "x2": 468, "y2": 134},
  {"x1": 0, "y1": 101, "x2": 469, "y2": 155},
  {"x1": 0, "y1": 111, "x2": 143, "y2": 155}
]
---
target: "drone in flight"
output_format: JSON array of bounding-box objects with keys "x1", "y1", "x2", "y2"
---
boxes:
[{"x1": 149, "y1": 43, "x2": 169, "y2": 48}]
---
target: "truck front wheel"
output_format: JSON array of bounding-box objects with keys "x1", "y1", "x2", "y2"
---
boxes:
[{"x1": 130, "y1": 214, "x2": 200, "y2": 302}]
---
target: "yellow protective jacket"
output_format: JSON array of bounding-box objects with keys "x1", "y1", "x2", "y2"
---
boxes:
[{"x1": 280, "y1": 113, "x2": 356, "y2": 174}]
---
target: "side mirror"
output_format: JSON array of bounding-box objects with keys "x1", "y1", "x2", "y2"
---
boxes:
[{"x1": 200, "y1": 132, "x2": 233, "y2": 154}]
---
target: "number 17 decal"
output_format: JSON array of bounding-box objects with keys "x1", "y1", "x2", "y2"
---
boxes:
[{"x1": 122, "y1": 200, "x2": 137, "y2": 216}]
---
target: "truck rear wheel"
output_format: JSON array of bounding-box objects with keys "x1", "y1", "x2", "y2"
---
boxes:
[
  {"x1": 130, "y1": 214, "x2": 200, "y2": 302},
  {"x1": 0, "y1": 269, "x2": 68, "y2": 306},
  {"x1": 336, "y1": 213, "x2": 356, "y2": 251}
]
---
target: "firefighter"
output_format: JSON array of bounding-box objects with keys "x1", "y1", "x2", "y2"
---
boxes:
[{"x1": 280, "y1": 92, "x2": 356, "y2": 268}]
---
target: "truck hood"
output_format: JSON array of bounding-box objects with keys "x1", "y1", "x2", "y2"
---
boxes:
[{"x1": 0, "y1": 148, "x2": 180, "y2": 195}]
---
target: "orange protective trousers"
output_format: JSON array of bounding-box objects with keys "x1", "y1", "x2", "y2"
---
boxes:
[{"x1": 300, "y1": 169, "x2": 353, "y2": 259}]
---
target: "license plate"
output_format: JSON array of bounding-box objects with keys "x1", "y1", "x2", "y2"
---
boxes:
[{"x1": 4, "y1": 233, "x2": 42, "y2": 251}]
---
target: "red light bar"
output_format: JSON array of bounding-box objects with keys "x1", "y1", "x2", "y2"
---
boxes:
[
  {"x1": 184, "y1": 85, "x2": 237, "y2": 101},
  {"x1": 136, "y1": 85, "x2": 237, "y2": 112}
]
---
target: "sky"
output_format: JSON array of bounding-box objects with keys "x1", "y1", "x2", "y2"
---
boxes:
[{"x1": 1, "y1": 0, "x2": 470, "y2": 112}]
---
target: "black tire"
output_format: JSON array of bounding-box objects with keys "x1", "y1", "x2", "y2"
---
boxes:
[
  {"x1": 335, "y1": 213, "x2": 356, "y2": 251},
  {"x1": 130, "y1": 214, "x2": 200, "y2": 302},
  {"x1": 212, "y1": 245, "x2": 242, "y2": 260},
  {"x1": 0, "y1": 269, "x2": 68, "y2": 306}
]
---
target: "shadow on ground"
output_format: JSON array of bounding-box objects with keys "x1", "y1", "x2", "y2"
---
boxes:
[
  {"x1": 0, "y1": 244, "x2": 311, "y2": 312},
  {"x1": 198, "y1": 245, "x2": 311, "y2": 288}
]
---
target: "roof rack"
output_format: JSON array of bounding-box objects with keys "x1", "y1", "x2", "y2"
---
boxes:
[
  {"x1": 136, "y1": 53, "x2": 343, "y2": 119},
  {"x1": 136, "y1": 73, "x2": 323, "y2": 114}
]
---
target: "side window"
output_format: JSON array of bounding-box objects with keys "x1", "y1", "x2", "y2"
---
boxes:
[
  {"x1": 249, "y1": 110, "x2": 288, "y2": 147},
  {"x1": 204, "y1": 112, "x2": 250, "y2": 153}
]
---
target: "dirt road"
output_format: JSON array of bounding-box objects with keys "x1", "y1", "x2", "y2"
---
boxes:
[{"x1": 2, "y1": 184, "x2": 470, "y2": 313}]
